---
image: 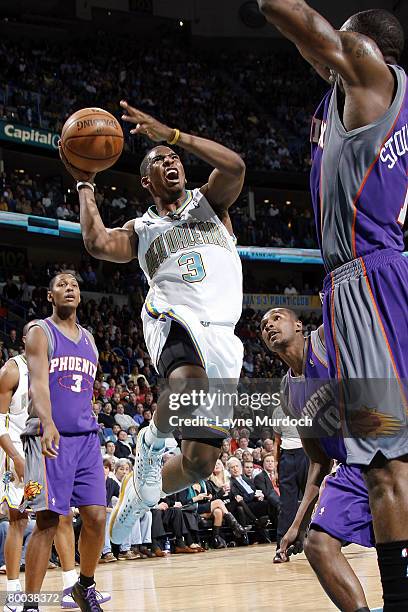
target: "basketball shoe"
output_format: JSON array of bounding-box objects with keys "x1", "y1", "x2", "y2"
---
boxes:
[
  {"x1": 109, "y1": 428, "x2": 165, "y2": 544},
  {"x1": 71, "y1": 582, "x2": 104, "y2": 612},
  {"x1": 3, "y1": 597, "x2": 23, "y2": 612},
  {"x1": 61, "y1": 587, "x2": 110, "y2": 609}
]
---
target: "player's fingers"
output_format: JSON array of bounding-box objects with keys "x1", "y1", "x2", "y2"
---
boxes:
[
  {"x1": 120, "y1": 101, "x2": 145, "y2": 120},
  {"x1": 121, "y1": 113, "x2": 138, "y2": 124},
  {"x1": 43, "y1": 436, "x2": 58, "y2": 457},
  {"x1": 41, "y1": 440, "x2": 56, "y2": 458},
  {"x1": 54, "y1": 429, "x2": 60, "y2": 444}
]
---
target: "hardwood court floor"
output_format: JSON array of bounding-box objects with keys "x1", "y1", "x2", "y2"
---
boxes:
[{"x1": 11, "y1": 544, "x2": 383, "y2": 611}]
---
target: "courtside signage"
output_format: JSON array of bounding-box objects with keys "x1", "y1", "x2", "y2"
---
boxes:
[{"x1": 0, "y1": 122, "x2": 59, "y2": 150}]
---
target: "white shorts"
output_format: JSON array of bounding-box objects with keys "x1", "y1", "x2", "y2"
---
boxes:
[
  {"x1": 0, "y1": 440, "x2": 24, "y2": 509},
  {"x1": 142, "y1": 301, "x2": 243, "y2": 379},
  {"x1": 142, "y1": 301, "x2": 243, "y2": 441}
]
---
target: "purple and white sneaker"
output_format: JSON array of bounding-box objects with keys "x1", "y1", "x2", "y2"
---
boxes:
[
  {"x1": 71, "y1": 582, "x2": 106, "y2": 612},
  {"x1": 61, "y1": 586, "x2": 110, "y2": 610}
]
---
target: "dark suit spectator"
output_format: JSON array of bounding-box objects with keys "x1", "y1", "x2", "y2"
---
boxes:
[
  {"x1": 254, "y1": 454, "x2": 281, "y2": 518},
  {"x1": 114, "y1": 430, "x2": 134, "y2": 459},
  {"x1": 98, "y1": 403, "x2": 115, "y2": 429},
  {"x1": 151, "y1": 493, "x2": 204, "y2": 556},
  {"x1": 228, "y1": 457, "x2": 275, "y2": 541}
]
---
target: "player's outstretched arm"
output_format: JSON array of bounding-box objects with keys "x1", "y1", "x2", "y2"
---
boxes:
[
  {"x1": 0, "y1": 360, "x2": 25, "y2": 480},
  {"x1": 25, "y1": 327, "x2": 60, "y2": 458},
  {"x1": 59, "y1": 144, "x2": 137, "y2": 263},
  {"x1": 120, "y1": 100, "x2": 245, "y2": 218},
  {"x1": 257, "y1": 0, "x2": 391, "y2": 87},
  {"x1": 279, "y1": 437, "x2": 332, "y2": 560}
]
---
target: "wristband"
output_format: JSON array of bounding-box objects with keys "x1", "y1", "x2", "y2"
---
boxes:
[
  {"x1": 76, "y1": 181, "x2": 95, "y2": 193},
  {"x1": 167, "y1": 129, "x2": 181, "y2": 146}
]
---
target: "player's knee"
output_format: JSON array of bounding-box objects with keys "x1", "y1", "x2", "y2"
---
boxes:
[
  {"x1": 186, "y1": 455, "x2": 216, "y2": 480},
  {"x1": 183, "y1": 455, "x2": 215, "y2": 482},
  {"x1": 169, "y1": 366, "x2": 209, "y2": 397},
  {"x1": 304, "y1": 530, "x2": 330, "y2": 564},
  {"x1": 364, "y1": 457, "x2": 408, "y2": 509},
  {"x1": 80, "y1": 506, "x2": 106, "y2": 534},
  {"x1": 36, "y1": 511, "x2": 60, "y2": 532},
  {"x1": 8, "y1": 515, "x2": 28, "y2": 534}
]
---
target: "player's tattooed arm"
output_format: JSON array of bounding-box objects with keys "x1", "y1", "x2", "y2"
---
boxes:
[
  {"x1": 26, "y1": 326, "x2": 60, "y2": 458},
  {"x1": 257, "y1": 0, "x2": 390, "y2": 86},
  {"x1": 0, "y1": 361, "x2": 25, "y2": 479},
  {"x1": 279, "y1": 437, "x2": 332, "y2": 560}
]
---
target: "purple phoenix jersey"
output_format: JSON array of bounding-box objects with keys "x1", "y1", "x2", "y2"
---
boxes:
[
  {"x1": 281, "y1": 329, "x2": 346, "y2": 462},
  {"x1": 22, "y1": 318, "x2": 105, "y2": 515},
  {"x1": 281, "y1": 330, "x2": 374, "y2": 548},
  {"x1": 25, "y1": 318, "x2": 99, "y2": 435},
  {"x1": 310, "y1": 65, "x2": 408, "y2": 467},
  {"x1": 310, "y1": 65, "x2": 408, "y2": 273}
]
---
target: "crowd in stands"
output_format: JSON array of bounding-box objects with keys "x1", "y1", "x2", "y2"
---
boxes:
[
  {"x1": 0, "y1": 166, "x2": 322, "y2": 248},
  {"x1": 0, "y1": 34, "x2": 324, "y2": 173}
]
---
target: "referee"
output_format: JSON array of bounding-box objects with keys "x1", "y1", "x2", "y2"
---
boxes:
[{"x1": 272, "y1": 403, "x2": 309, "y2": 563}]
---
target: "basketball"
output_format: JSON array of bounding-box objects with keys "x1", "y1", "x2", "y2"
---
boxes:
[{"x1": 60, "y1": 107, "x2": 124, "y2": 173}]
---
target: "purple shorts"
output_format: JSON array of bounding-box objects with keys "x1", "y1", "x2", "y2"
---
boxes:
[
  {"x1": 22, "y1": 432, "x2": 106, "y2": 515},
  {"x1": 311, "y1": 464, "x2": 374, "y2": 548}
]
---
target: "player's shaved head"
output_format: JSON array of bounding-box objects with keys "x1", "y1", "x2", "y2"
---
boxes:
[
  {"x1": 342, "y1": 9, "x2": 404, "y2": 64},
  {"x1": 48, "y1": 273, "x2": 78, "y2": 290}
]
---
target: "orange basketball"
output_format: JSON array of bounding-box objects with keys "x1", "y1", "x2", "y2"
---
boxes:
[{"x1": 61, "y1": 107, "x2": 124, "y2": 173}]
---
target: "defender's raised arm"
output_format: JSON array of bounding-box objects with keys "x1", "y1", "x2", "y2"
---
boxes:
[{"x1": 257, "y1": 1, "x2": 394, "y2": 87}]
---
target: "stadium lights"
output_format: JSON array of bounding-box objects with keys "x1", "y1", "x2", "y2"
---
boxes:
[
  {"x1": 179, "y1": 21, "x2": 184, "y2": 27},
  {"x1": 111, "y1": 186, "x2": 117, "y2": 191},
  {"x1": 264, "y1": 199, "x2": 269, "y2": 203},
  {"x1": 286, "y1": 200, "x2": 291, "y2": 205}
]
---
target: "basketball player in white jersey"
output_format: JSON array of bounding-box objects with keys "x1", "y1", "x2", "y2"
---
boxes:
[
  {"x1": 59, "y1": 99, "x2": 245, "y2": 542},
  {"x1": 0, "y1": 322, "x2": 35, "y2": 611},
  {"x1": 0, "y1": 322, "x2": 110, "y2": 611}
]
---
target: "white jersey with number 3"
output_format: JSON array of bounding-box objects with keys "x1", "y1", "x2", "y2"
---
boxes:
[{"x1": 134, "y1": 188, "x2": 243, "y2": 325}]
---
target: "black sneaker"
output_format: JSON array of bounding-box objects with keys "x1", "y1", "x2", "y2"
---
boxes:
[{"x1": 71, "y1": 581, "x2": 104, "y2": 611}]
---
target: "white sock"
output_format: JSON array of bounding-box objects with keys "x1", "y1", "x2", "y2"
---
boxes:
[
  {"x1": 144, "y1": 420, "x2": 167, "y2": 451},
  {"x1": 62, "y1": 569, "x2": 78, "y2": 590},
  {"x1": 7, "y1": 579, "x2": 21, "y2": 592}
]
